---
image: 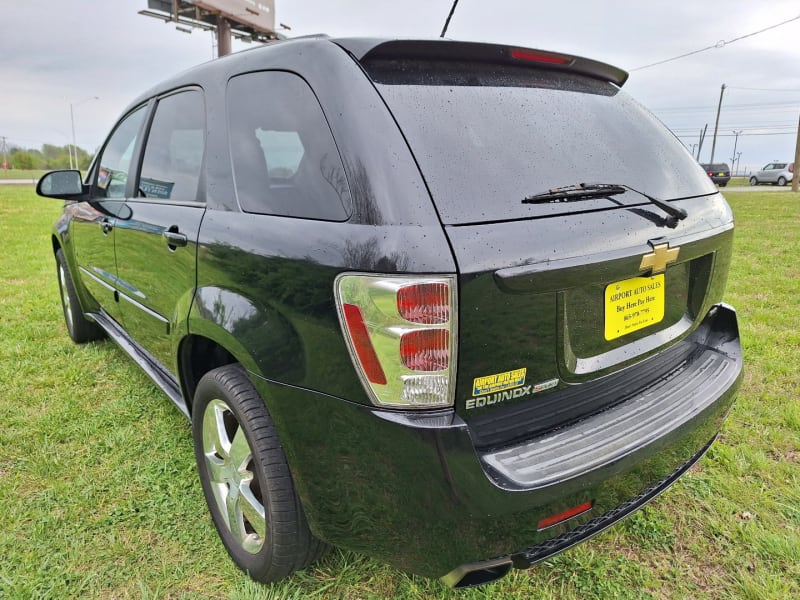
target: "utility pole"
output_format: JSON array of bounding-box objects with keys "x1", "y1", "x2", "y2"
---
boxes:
[
  {"x1": 709, "y1": 83, "x2": 726, "y2": 165},
  {"x1": 793, "y1": 110, "x2": 799, "y2": 192}
]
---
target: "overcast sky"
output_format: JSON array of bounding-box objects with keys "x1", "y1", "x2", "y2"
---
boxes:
[{"x1": 2, "y1": 0, "x2": 798, "y2": 173}]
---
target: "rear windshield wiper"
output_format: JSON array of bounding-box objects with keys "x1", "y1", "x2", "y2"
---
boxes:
[{"x1": 522, "y1": 182, "x2": 688, "y2": 222}]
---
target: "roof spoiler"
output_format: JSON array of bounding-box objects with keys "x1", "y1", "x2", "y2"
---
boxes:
[{"x1": 333, "y1": 38, "x2": 629, "y2": 87}]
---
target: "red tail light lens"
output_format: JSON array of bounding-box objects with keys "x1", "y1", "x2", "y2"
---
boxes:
[
  {"x1": 397, "y1": 283, "x2": 450, "y2": 324},
  {"x1": 400, "y1": 329, "x2": 449, "y2": 371},
  {"x1": 335, "y1": 274, "x2": 457, "y2": 409},
  {"x1": 342, "y1": 303, "x2": 387, "y2": 384}
]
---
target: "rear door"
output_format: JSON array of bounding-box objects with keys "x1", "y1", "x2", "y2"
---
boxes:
[
  {"x1": 113, "y1": 89, "x2": 206, "y2": 375},
  {"x1": 758, "y1": 163, "x2": 777, "y2": 182}
]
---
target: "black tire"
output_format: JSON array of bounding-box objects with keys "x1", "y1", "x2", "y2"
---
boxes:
[
  {"x1": 719, "y1": 182, "x2": 727, "y2": 187},
  {"x1": 192, "y1": 365, "x2": 326, "y2": 582},
  {"x1": 777, "y1": 176, "x2": 787, "y2": 186},
  {"x1": 749, "y1": 177, "x2": 758, "y2": 186},
  {"x1": 55, "y1": 248, "x2": 105, "y2": 343}
]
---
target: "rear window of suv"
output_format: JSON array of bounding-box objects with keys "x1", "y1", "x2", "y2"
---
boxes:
[{"x1": 370, "y1": 62, "x2": 716, "y2": 225}]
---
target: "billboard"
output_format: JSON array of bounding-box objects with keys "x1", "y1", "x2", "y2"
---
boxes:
[
  {"x1": 190, "y1": 0, "x2": 275, "y2": 34},
  {"x1": 145, "y1": 0, "x2": 276, "y2": 37}
]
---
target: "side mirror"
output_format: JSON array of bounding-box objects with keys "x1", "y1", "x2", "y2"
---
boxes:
[{"x1": 36, "y1": 170, "x2": 86, "y2": 199}]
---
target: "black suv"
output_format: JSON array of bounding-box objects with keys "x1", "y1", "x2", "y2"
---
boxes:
[
  {"x1": 700, "y1": 162, "x2": 731, "y2": 187},
  {"x1": 37, "y1": 37, "x2": 742, "y2": 588}
]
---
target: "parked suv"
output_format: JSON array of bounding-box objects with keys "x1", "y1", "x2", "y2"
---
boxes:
[
  {"x1": 37, "y1": 37, "x2": 742, "y2": 588},
  {"x1": 700, "y1": 162, "x2": 731, "y2": 186},
  {"x1": 750, "y1": 161, "x2": 795, "y2": 186}
]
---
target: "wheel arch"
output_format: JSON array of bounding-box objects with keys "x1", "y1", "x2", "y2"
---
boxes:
[{"x1": 178, "y1": 332, "x2": 246, "y2": 415}]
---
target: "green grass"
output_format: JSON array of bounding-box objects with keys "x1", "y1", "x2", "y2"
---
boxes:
[
  {"x1": 0, "y1": 169, "x2": 46, "y2": 180},
  {"x1": 0, "y1": 185, "x2": 798, "y2": 599}
]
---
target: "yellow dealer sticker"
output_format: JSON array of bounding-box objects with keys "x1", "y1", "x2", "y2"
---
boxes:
[
  {"x1": 472, "y1": 368, "x2": 527, "y2": 396},
  {"x1": 604, "y1": 274, "x2": 665, "y2": 341}
]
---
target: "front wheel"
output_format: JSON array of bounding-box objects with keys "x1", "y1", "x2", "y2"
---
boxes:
[
  {"x1": 192, "y1": 365, "x2": 326, "y2": 583},
  {"x1": 777, "y1": 176, "x2": 787, "y2": 186},
  {"x1": 55, "y1": 249, "x2": 105, "y2": 343},
  {"x1": 749, "y1": 177, "x2": 758, "y2": 186}
]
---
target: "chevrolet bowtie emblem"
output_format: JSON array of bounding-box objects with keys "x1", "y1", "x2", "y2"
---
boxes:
[{"x1": 640, "y1": 243, "x2": 680, "y2": 274}]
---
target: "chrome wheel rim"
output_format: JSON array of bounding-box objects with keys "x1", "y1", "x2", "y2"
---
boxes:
[
  {"x1": 202, "y1": 398, "x2": 266, "y2": 554},
  {"x1": 58, "y1": 264, "x2": 74, "y2": 333}
]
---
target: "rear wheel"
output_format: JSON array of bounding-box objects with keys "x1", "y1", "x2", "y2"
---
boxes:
[
  {"x1": 55, "y1": 249, "x2": 105, "y2": 343},
  {"x1": 192, "y1": 365, "x2": 326, "y2": 582},
  {"x1": 749, "y1": 177, "x2": 758, "y2": 186},
  {"x1": 777, "y1": 176, "x2": 787, "y2": 186}
]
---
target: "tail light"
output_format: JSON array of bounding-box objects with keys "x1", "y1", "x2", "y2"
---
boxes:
[{"x1": 335, "y1": 274, "x2": 457, "y2": 409}]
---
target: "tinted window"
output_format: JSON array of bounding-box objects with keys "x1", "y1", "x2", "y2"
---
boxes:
[
  {"x1": 138, "y1": 90, "x2": 205, "y2": 201},
  {"x1": 374, "y1": 66, "x2": 717, "y2": 225},
  {"x1": 227, "y1": 71, "x2": 351, "y2": 220},
  {"x1": 95, "y1": 106, "x2": 146, "y2": 198}
]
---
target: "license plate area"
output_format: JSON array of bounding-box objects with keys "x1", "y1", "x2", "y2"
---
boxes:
[{"x1": 604, "y1": 274, "x2": 665, "y2": 341}]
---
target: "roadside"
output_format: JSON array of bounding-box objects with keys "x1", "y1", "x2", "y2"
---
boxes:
[{"x1": 0, "y1": 179, "x2": 38, "y2": 185}]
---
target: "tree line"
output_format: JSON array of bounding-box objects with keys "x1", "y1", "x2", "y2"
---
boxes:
[{"x1": 3, "y1": 144, "x2": 93, "y2": 171}]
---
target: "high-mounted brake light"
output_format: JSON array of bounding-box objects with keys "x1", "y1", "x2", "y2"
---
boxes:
[
  {"x1": 335, "y1": 274, "x2": 457, "y2": 409},
  {"x1": 510, "y1": 48, "x2": 571, "y2": 65}
]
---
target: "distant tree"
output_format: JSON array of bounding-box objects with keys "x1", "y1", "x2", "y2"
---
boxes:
[
  {"x1": 10, "y1": 149, "x2": 35, "y2": 170},
  {"x1": 6, "y1": 142, "x2": 93, "y2": 171}
]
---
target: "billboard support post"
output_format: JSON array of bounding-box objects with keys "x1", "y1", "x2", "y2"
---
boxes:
[{"x1": 217, "y1": 15, "x2": 232, "y2": 56}]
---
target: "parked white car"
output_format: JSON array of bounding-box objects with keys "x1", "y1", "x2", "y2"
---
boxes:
[{"x1": 750, "y1": 162, "x2": 795, "y2": 186}]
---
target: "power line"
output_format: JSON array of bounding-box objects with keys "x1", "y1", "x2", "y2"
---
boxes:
[
  {"x1": 630, "y1": 13, "x2": 800, "y2": 71},
  {"x1": 678, "y1": 131, "x2": 796, "y2": 138},
  {"x1": 653, "y1": 100, "x2": 800, "y2": 112},
  {"x1": 727, "y1": 86, "x2": 800, "y2": 93}
]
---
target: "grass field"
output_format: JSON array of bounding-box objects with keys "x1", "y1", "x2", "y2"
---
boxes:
[
  {"x1": 0, "y1": 186, "x2": 797, "y2": 599},
  {"x1": 0, "y1": 169, "x2": 46, "y2": 181}
]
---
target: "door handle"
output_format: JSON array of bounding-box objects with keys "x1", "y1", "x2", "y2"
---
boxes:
[{"x1": 163, "y1": 229, "x2": 188, "y2": 249}]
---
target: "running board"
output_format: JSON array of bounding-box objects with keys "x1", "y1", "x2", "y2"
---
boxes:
[{"x1": 88, "y1": 310, "x2": 189, "y2": 419}]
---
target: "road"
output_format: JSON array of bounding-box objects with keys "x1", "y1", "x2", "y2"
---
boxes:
[
  {"x1": 0, "y1": 179, "x2": 38, "y2": 185},
  {"x1": 723, "y1": 185, "x2": 791, "y2": 192}
]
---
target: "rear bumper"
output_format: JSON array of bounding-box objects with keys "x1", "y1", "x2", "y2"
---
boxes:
[{"x1": 255, "y1": 303, "x2": 741, "y2": 580}]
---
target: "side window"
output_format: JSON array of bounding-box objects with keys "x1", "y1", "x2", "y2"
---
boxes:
[
  {"x1": 138, "y1": 90, "x2": 206, "y2": 201},
  {"x1": 227, "y1": 71, "x2": 351, "y2": 220},
  {"x1": 95, "y1": 106, "x2": 146, "y2": 198}
]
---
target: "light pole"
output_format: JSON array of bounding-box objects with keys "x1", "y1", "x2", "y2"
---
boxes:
[
  {"x1": 730, "y1": 130, "x2": 742, "y2": 173},
  {"x1": 69, "y1": 96, "x2": 99, "y2": 170},
  {"x1": 735, "y1": 152, "x2": 742, "y2": 177}
]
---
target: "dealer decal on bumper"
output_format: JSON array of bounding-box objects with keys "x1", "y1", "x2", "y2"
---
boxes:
[{"x1": 466, "y1": 369, "x2": 558, "y2": 410}]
